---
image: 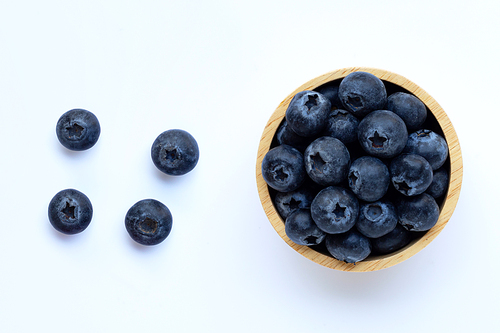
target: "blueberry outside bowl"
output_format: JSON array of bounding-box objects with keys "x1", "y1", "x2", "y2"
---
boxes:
[{"x1": 256, "y1": 67, "x2": 463, "y2": 272}]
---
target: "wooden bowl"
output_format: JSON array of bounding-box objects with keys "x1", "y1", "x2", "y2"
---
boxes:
[{"x1": 256, "y1": 67, "x2": 463, "y2": 272}]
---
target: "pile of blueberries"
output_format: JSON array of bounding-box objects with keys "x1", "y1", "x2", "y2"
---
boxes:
[
  {"x1": 262, "y1": 71, "x2": 450, "y2": 263},
  {"x1": 48, "y1": 109, "x2": 199, "y2": 246}
]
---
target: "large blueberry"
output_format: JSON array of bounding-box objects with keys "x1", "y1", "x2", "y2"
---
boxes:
[
  {"x1": 386, "y1": 92, "x2": 427, "y2": 131},
  {"x1": 426, "y1": 167, "x2": 449, "y2": 199},
  {"x1": 356, "y1": 201, "x2": 398, "y2": 238},
  {"x1": 323, "y1": 109, "x2": 360, "y2": 145},
  {"x1": 125, "y1": 199, "x2": 173, "y2": 246},
  {"x1": 371, "y1": 224, "x2": 412, "y2": 254},
  {"x1": 404, "y1": 129, "x2": 449, "y2": 170},
  {"x1": 151, "y1": 129, "x2": 199, "y2": 176},
  {"x1": 304, "y1": 136, "x2": 350, "y2": 186},
  {"x1": 338, "y1": 71, "x2": 387, "y2": 118},
  {"x1": 390, "y1": 153, "x2": 433, "y2": 196},
  {"x1": 325, "y1": 229, "x2": 372, "y2": 263},
  {"x1": 348, "y1": 156, "x2": 390, "y2": 202},
  {"x1": 48, "y1": 189, "x2": 93, "y2": 235},
  {"x1": 311, "y1": 186, "x2": 359, "y2": 234},
  {"x1": 274, "y1": 186, "x2": 317, "y2": 220},
  {"x1": 358, "y1": 110, "x2": 408, "y2": 158},
  {"x1": 56, "y1": 109, "x2": 101, "y2": 151},
  {"x1": 262, "y1": 145, "x2": 306, "y2": 192},
  {"x1": 285, "y1": 209, "x2": 326, "y2": 246},
  {"x1": 396, "y1": 193, "x2": 440, "y2": 232},
  {"x1": 285, "y1": 90, "x2": 331, "y2": 137}
]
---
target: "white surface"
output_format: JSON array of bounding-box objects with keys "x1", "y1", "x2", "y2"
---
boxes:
[{"x1": 0, "y1": 1, "x2": 498, "y2": 332}]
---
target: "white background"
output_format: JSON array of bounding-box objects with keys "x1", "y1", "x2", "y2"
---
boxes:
[{"x1": 0, "y1": 1, "x2": 498, "y2": 332}]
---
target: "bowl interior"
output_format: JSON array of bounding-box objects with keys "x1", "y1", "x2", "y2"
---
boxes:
[{"x1": 256, "y1": 67, "x2": 463, "y2": 272}]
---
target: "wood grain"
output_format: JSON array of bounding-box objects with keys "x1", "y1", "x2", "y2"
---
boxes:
[{"x1": 256, "y1": 67, "x2": 463, "y2": 272}]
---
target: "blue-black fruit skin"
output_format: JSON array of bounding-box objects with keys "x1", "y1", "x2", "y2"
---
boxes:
[
  {"x1": 304, "y1": 136, "x2": 350, "y2": 186},
  {"x1": 285, "y1": 209, "x2": 326, "y2": 246},
  {"x1": 125, "y1": 199, "x2": 173, "y2": 246},
  {"x1": 315, "y1": 83, "x2": 342, "y2": 108},
  {"x1": 371, "y1": 224, "x2": 412, "y2": 254},
  {"x1": 285, "y1": 91, "x2": 331, "y2": 137},
  {"x1": 338, "y1": 71, "x2": 387, "y2": 118},
  {"x1": 356, "y1": 201, "x2": 398, "y2": 238},
  {"x1": 348, "y1": 156, "x2": 390, "y2": 202},
  {"x1": 357, "y1": 110, "x2": 408, "y2": 159},
  {"x1": 48, "y1": 188, "x2": 93, "y2": 235},
  {"x1": 274, "y1": 186, "x2": 317, "y2": 220},
  {"x1": 426, "y1": 167, "x2": 449, "y2": 198},
  {"x1": 262, "y1": 145, "x2": 306, "y2": 192},
  {"x1": 390, "y1": 153, "x2": 433, "y2": 197},
  {"x1": 276, "y1": 120, "x2": 313, "y2": 152},
  {"x1": 323, "y1": 109, "x2": 360, "y2": 145},
  {"x1": 151, "y1": 129, "x2": 199, "y2": 176},
  {"x1": 56, "y1": 109, "x2": 101, "y2": 151},
  {"x1": 311, "y1": 186, "x2": 359, "y2": 234},
  {"x1": 403, "y1": 129, "x2": 449, "y2": 170},
  {"x1": 396, "y1": 193, "x2": 440, "y2": 232},
  {"x1": 325, "y1": 229, "x2": 372, "y2": 263},
  {"x1": 386, "y1": 92, "x2": 427, "y2": 132}
]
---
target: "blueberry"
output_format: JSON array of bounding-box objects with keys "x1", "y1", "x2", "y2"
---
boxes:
[
  {"x1": 125, "y1": 199, "x2": 173, "y2": 246},
  {"x1": 274, "y1": 186, "x2": 316, "y2": 220},
  {"x1": 325, "y1": 229, "x2": 372, "y2": 263},
  {"x1": 311, "y1": 186, "x2": 359, "y2": 234},
  {"x1": 356, "y1": 201, "x2": 398, "y2": 238},
  {"x1": 323, "y1": 109, "x2": 360, "y2": 144},
  {"x1": 151, "y1": 129, "x2": 199, "y2": 176},
  {"x1": 315, "y1": 82, "x2": 342, "y2": 108},
  {"x1": 348, "y1": 156, "x2": 390, "y2": 202},
  {"x1": 304, "y1": 136, "x2": 350, "y2": 186},
  {"x1": 386, "y1": 92, "x2": 427, "y2": 131},
  {"x1": 396, "y1": 193, "x2": 440, "y2": 232},
  {"x1": 371, "y1": 224, "x2": 412, "y2": 254},
  {"x1": 390, "y1": 153, "x2": 433, "y2": 196},
  {"x1": 56, "y1": 109, "x2": 101, "y2": 151},
  {"x1": 276, "y1": 120, "x2": 313, "y2": 152},
  {"x1": 285, "y1": 91, "x2": 331, "y2": 137},
  {"x1": 426, "y1": 167, "x2": 449, "y2": 199},
  {"x1": 285, "y1": 209, "x2": 326, "y2": 246},
  {"x1": 403, "y1": 129, "x2": 449, "y2": 170},
  {"x1": 357, "y1": 110, "x2": 408, "y2": 158},
  {"x1": 338, "y1": 71, "x2": 387, "y2": 118},
  {"x1": 262, "y1": 145, "x2": 306, "y2": 192},
  {"x1": 48, "y1": 189, "x2": 93, "y2": 235}
]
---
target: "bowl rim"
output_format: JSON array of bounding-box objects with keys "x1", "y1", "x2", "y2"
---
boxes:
[{"x1": 256, "y1": 67, "x2": 463, "y2": 272}]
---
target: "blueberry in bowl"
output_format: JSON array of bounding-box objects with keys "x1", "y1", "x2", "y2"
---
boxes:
[{"x1": 256, "y1": 67, "x2": 463, "y2": 272}]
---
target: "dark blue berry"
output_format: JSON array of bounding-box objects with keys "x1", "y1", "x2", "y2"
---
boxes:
[
  {"x1": 386, "y1": 92, "x2": 427, "y2": 131},
  {"x1": 262, "y1": 145, "x2": 306, "y2": 192},
  {"x1": 325, "y1": 229, "x2": 372, "y2": 263},
  {"x1": 323, "y1": 109, "x2": 360, "y2": 144},
  {"x1": 396, "y1": 193, "x2": 440, "y2": 232},
  {"x1": 311, "y1": 186, "x2": 359, "y2": 234},
  {"x1": 276, "y1": 120, "x2": 313, "y2": 152},
  {"x1": 356, "y1": 201, "x2": 398, "y2": 238},
  {"x1": 285, "y1": 209, "x2": 326, "y2": 246},
  {"x1": 304, "y1": 136, "x2": 350, "y2": 186},
  {"x1": 348, "y1": 156, "x2": 390, "y2": 202},
  {"x1": 426, "y1": 167, "x2": 449, "y2": 198},
  {"x1": 315, "y1": 82, "x2": 342, "y2": 108},
  {"x1": 404, "y1": 129, "x2": 448, "y2": 170},
  {"x1": 371, "y1": 224, "x2": 412, "y2": 254},
  {"x1": 151, "y1": 129, "x2": 199, "y2": 176},
  {"x1": 274, "y1": 186, "x2": 316, "y2": 220},
  {"x1": 48, "y1": 189, "x2": 93, "y2": 235},
  {"x1": 125, "y1": 199, "x2": 173, "y2": 246},
  {"x1": 390, "y1": 153, "x2": 433, "y2": 196},
  {"x1": 358, "y1": 110, "x2": 408, "y2": 158},
  {"x1": 338, "y1": 71, "x2": 387, "y2": 118},
  {"x1": 56, "y1": 109, "x2": 101, "y2": 151},
  {"x1": 285, "y1": 91, "x2": 331, "y2": 137}
]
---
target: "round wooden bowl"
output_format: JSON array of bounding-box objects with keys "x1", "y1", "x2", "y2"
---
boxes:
[{"x1": 256, "y1": 67, "x2": 463, "y2": 272}]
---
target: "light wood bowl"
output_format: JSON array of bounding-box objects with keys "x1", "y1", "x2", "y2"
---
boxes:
[{"x1": 256, "y1": 67, "x2": 463, "y2": 272}]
